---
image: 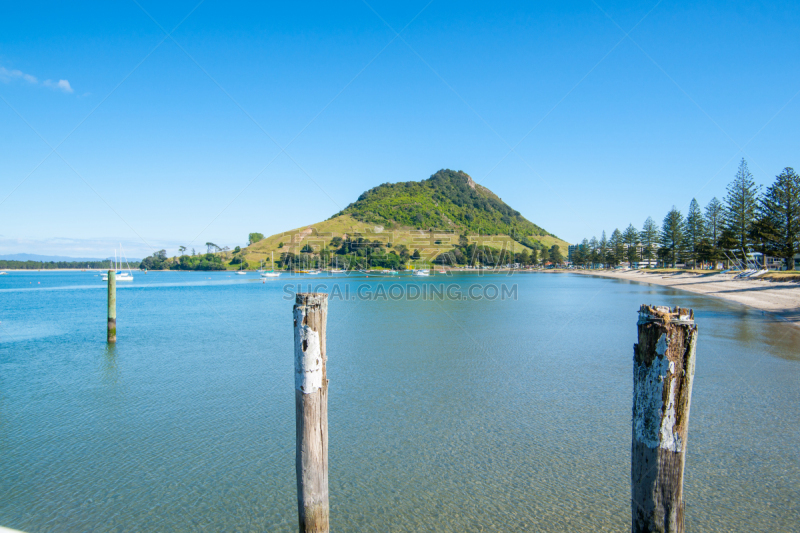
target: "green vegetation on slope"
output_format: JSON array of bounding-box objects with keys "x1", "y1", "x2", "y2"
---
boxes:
[
  {"x1": 237, "y1": 170, "x2": 570, "y2": 269},
  {"x1": 140, "y1": 250, "x2": 227, "y2": 271},
  {"x1": 333, "y1": 169, "x2": 558, "y2": 247}
]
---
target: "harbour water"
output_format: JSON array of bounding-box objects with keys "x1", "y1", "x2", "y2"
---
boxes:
[{"x1": 1, "y1": 271, "x2": 798, "y2": 531}]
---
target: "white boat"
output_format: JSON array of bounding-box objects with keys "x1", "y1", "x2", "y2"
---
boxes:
[
  {"x1": 0, "y1": 272, "x2": 7, "y2": 275},
  {"x1": 412, "y1": 269, "x2": 430, "y2": 277},
  {"x1": 329, "y1": 258, "x2": 345, "y2": 274},
  {"x1": 102, "y1": 248, "x2": 134, "y2": 281},
  {"x1": 261, "y1": 252, "x2": 281, "y2": 277},
  {"x1": 236, "y1": 257, "x2": 247, "y2": 274}
]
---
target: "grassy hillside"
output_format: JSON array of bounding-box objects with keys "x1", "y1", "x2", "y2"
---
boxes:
[
  {"x1": 241, "y1": 215, "x2": 568, "y2": 268},
  {"x1": 237, "y1": 169, "x2": 569, "y2": 269}
]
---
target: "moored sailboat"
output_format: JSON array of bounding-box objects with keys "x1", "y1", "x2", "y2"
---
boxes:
[
  {"x1": 102, "y1": 247, "x2": 134, "y2": 281},
  {"x1": 261, "y1": 251, "x2": 281, "y2": 277}
]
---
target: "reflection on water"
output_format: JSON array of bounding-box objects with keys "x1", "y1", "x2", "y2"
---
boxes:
[
  {"x1": 0, "y1": 271, "x2": 798, "y2": 532},
  {"x1": 101, "y1": 343, "x2": 119, "y2": 385}
]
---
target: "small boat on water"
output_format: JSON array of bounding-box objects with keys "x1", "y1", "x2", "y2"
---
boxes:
[
  {"x1": 102, "y1": 247, "x2": 134, "y2": 281},
  {"x1": 261, "y1": 252, "x2": 281, "y2": 277},
  {"x1": 412, "y1": 269, "x2": 430, "y2": 277},
  {"x1": 0, "y1": 272, "x2": 7, "y2": 275},
  {"x1": 329, "y1": 258, "x2": 345, "y2": 274}
]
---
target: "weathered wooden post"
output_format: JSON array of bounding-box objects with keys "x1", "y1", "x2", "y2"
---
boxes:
[
  {"x1": 631, "y1": 305, "x2": 698, "y2": 533},
  {"x1": 293, "y1": 293, "x2": 329, "y2": 533},
  {"x1": 107, "y1": 270, "x2": 116, "y2": 343}
]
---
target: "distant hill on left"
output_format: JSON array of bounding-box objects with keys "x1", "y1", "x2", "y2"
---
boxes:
[{"x1": 0, "y1": 253, "x2": 141, "y2": 262}]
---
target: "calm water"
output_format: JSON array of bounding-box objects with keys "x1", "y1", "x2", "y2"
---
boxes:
[{"x1": 1, "y1": 270, "x2": 798, "y2": 532}]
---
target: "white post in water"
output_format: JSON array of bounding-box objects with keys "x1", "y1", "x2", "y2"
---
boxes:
[
  {"x1": 631, "y1": 305, "x2": 698, "y2": 533},
  {"x1": 293, "y1": 293, "x2": 329, "y2": 533}
]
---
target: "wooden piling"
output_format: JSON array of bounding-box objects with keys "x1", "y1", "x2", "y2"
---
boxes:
[
  {"x1": 631, "y1": 305, "x2": 698, "y2": 533},
  {"x1": 293, "y1": 293, "x2": 329, "y2": 533},
  {"x1": 107, "y1": 270, "x2": 116, "y2": 343}
]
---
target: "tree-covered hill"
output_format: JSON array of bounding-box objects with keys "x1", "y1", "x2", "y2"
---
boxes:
[{"x1": 333, "y1": 169, "x2": 559, "y2": 247}]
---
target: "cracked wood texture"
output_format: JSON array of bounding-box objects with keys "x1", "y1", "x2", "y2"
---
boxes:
[
  {"x1": 294, "y1": 293, "x2": 329, "y2": 533},
  {"x1": 632, "y1": 305, "x2": 697, "y2": 533}
]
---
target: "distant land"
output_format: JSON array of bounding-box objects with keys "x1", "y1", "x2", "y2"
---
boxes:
[
  {"x1": 125, "y1": 169, "x2": 571, "y2": 271},
  {"x1": 0, "y1": 253, "x2": 141, "y2": 262},
  {"x1": 241, "y1": 169, "x2": 569, "y2": 268}
]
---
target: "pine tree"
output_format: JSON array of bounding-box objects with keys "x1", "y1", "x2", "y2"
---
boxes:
[
  {"x1": 749, "y1": 211, "x2": 778, "y2": 266},
  {"x1": 580, "y1": 238, "x2": 590, "y2": 267},
  {"x1": 661, "y1": 207, "x2": 686, "y2": 267},
  {"x1": 704, "y1": 197, "x2": 723, "y2": 263},
  {"x1": 685, "y1": 198, "x2": 706, "y2": 268},
  {"x1": 762, "y1": 167, "x2": 800, "y2": 270},
  {"x1": 623, "y1": 224, "x2": 640, "y2": 265},
  {"x1": 589, "y1": 236, "x2": 599, "y2": 267},
  {"x1": 704, "y1": 197, "x2": 723, "y2": 245},
  {"x1": 599, "y1": 231, "x2": 608, "y2": 268},
  {"x1": 723, "y1": 159, "x2": 760, "y2": 257},
  {"x1": 549, "y1": 245, "x2": 564, "y2": 265},
  {"x1": 640, "y1": 217, "x2": 659, "y2": 264},
  {"x1": 608, "y1": 229, "x2": 624, "y2": 266}
]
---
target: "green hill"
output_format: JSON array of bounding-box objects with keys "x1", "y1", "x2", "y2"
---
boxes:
[
  {"x1": 333, "y1": 169, "x2": 556, "y2": 246},
  {"x1": 240, "y1": 169, "x2": 569, "y2": 269}
]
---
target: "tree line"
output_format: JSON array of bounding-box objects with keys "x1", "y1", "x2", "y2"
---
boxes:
[
  {"x1": 275, "y1": 233, "x2": 566, "y2": 270},
  {"x1": 571, "y1": 160, "x2": 799, "y2": 270},
  {"x1": 0, "y1": 259, "x2": 130, "y2": 270},
  {"x1": 140, "y1": 250, "x2": 227, "y2": 271}
]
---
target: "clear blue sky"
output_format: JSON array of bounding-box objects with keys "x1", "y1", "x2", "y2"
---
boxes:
[{"x1": 2, "y1": 0, "x2": 798, "y2": 258}]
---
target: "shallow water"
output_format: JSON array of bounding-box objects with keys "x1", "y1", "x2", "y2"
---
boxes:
[{"x1": 1, "y1": 270, "x2": 798, "y2": 531}]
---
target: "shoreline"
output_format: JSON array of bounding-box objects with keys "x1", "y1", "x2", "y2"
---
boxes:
[{"x1": 573, "y1": 269, "x2": 800, "y2": 328}]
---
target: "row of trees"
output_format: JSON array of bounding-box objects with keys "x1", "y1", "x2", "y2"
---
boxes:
[
  {"x1": 572, "y1": 160, "x2": 799, "y2": 269},
  {"x1": 434, "y1": 235, "x2": 563, "y2": 266},
  {"x1": 140, "y1": 250, "x2": 227, "y2": 271},
  {"x1": 274, "y1": 234, "x2": 565, "y2": 270},
  {"x1": 0, "y1": 259, "x2": 128, "y2": 270}
]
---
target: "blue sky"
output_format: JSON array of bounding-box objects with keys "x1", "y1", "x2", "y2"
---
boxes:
[{"x1": 1, "y1": 0, "x2": 798, "y2": 258}]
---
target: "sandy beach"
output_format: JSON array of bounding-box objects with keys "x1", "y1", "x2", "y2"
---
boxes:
[{"x1": 574, "y1": 269, "x2": 800, "y2": 327}]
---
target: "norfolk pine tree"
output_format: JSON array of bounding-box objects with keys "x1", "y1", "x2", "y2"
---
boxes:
[
  {"x1": 661, "y1": 207, "x2": 686, "y2": 267},
  {"x1": 608, "y1": 229, "x2": 624, "y2": 266},
  {"x1": 704, "y1": 197, "x2": 723, "y2": 263},
  {"x1": 599, "y1": 231, "x2": 608, "y2": 267},
  {"x1": 723, "y1": 159, "x2": 760, "y2": 258},
  {"x1": 623, "y1": 224, "x2": 640, "y2": 265},
  {"x1": 640, "y1": 217, "x2": 659, "y2": 265},
  {"x1": 704, "y1": 197, "x2": 723, "y2": 245},
  {"x1": 762, "y1": 167, "x2": 800, "y2": 270},
  {"x1": 589, "y1": 236, "x2": 599, "y2": 267},
  {"x1": 580, "y1": 238, "x2": 590, "y2": 267},
  {"x1": 685, "y1": 198, "x2": 707, "y2": 268}
]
